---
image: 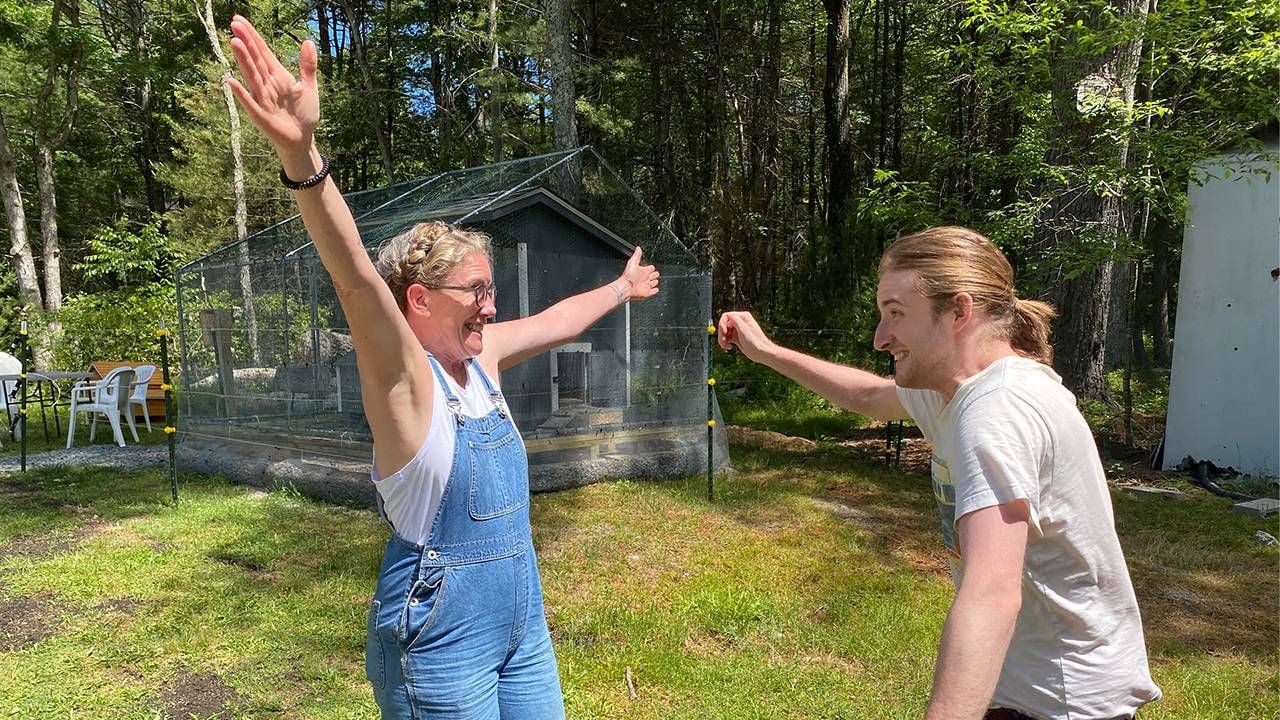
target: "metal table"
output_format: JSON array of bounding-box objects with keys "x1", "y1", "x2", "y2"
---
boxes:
[{"x1": 0, "y1": 370, "x2": 93, "y2": 442}]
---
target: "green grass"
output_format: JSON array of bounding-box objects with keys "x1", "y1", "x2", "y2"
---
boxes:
[
  {"x1": 0, "y1": 442, "x2": 1275, "y2": 719},
  {"x1": 0, "y1": 403, "x2": 170, "y2": 457}
]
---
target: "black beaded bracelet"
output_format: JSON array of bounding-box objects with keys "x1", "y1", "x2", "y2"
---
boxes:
[{"x1": 279, "y1": 153, "x2": 331, "y2": 190}]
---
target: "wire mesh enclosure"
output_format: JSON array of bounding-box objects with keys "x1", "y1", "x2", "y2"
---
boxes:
[{"x1": 175, "y1": 148, "x2": 727, "y2": 495}]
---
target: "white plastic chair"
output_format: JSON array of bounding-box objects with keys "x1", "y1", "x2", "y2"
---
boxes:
[
  {"x1": 0, "y1": 351, "x2": 21, "y2": 444},
  {"x1": 67, "y1": 367, "x2": 137, "y2": 448},
  {"x1": 128, "y1": 364, "x2": 157, "y2": 434}
]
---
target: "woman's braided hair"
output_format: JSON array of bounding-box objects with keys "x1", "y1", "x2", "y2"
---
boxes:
[{"x1": 374, "y1": 221, "x2": 492, "y2": 310}]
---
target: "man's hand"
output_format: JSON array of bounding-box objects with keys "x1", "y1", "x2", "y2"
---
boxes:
[{"x1": 717, "y1": 311, "x2": 777, "y2": 364}]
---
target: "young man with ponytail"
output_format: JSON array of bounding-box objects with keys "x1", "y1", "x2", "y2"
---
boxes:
[{"x1": 718, "y1": 227, "x2": 1160, "y2": 720}]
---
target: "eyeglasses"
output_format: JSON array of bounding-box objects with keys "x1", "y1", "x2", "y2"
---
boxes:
[{"x1": 426, "y1": 282, "x2": 498, "y2": 305}]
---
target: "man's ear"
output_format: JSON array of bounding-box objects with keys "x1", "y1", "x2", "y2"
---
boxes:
[{"x1": 951, "y1": 292, "x2": 974, "y2": 330}]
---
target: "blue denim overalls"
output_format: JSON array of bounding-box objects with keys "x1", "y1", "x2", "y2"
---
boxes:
[{"x1": 366, "y1": 355, "x2": 564, "y2": 719}]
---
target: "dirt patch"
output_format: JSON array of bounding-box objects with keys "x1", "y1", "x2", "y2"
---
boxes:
[
  {"x1": 0, "y1": 522, "x2": 105, "y2": 566},
  {"x1": 683, "y1": 632, "x2": 734, "y2": 657},
  {"x1": 1131, "y1": 565, "x2": 1278, "y2": 658},
  {"x1": 160, "y1": 670, "x2": 243, "y2": 720},
  {"x1": 209, "y1": 552, "x2": 266, "y2": 572},
  {"x1": 208, "y1": 553, "x2": 281, "y2": 583},
  {"x1": 790, "y1": 650, "x2": 865, "y2": 675},
  {"x1": 728, "y1": 425, "x2": 818, "y2": 452},
  {"x1": 95, "y1": 597, "x2": 144, "y2": 616},
  {"x1": 0, "y1": 593, "x2": 57, "y2": 651},
  {"x1": 0, "y1": 481, "x2": 67, "y2": 509},
  {"x1": 840, "y1": 431, "x2": 932, "y2": 476}
]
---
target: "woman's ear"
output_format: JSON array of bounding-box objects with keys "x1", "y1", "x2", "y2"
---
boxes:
[{"x1": 404, "y1": 283, "x2": 431, "y2": 317}]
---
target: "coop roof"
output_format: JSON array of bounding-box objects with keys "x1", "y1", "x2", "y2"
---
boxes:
[
  {"x1": 181, "y1": 147, "x2": 695, "y2": 273},
  {"x1": 426, "y1": 186, "x2": 634, "y2": 257}
]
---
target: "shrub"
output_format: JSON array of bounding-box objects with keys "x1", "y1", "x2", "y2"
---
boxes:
[{"x1": 53, "y1": 282, "x2": 178, "y2": 371}]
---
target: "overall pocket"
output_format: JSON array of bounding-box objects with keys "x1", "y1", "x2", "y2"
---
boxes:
[
  {"x1": 364, "y1": 599, "x2": 384, "y2": 689},
  {"x1": 399, "y1": 566, "x2": 448, "y2": 650},
  {"x1": 467, "y1": 432, "x2": 528, "y2": 520}
]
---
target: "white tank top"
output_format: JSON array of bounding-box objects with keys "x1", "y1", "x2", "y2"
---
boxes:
[{"x1": 370, "y1": 358, "x2": 497, "y2": 545}]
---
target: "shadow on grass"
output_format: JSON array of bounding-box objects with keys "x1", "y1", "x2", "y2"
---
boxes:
[
  {"x1": 3, "y1": 436, "x2": 1276, "y2": 694},
  {"x1": 649, "y1": 442, "x2": 1279, "y2": 664}
]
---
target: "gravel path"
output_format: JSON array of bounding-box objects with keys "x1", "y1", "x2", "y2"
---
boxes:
[{"x1": 0, "y1": 444, "x2": 168, "y2": 474}]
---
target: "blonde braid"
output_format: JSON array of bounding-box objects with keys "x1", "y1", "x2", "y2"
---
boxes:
[{"x1": 375, "y1": 221, "x2": 492, "y2": 309}]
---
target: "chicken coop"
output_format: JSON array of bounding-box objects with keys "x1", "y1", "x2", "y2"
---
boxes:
[{"x1": 174, "y1": 148, "x2": 727, "y2": 501}]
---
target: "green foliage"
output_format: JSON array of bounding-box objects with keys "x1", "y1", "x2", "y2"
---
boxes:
[
  {"x1": 52, "y1": 282, "x2": 176, "y2": 370},
  {"x1": 73, "y1": 219, "x2": 184, "y2": 290},
  {"x1": 1077, "y1": 366, "x2": 1170, "y2": 449},
  {"x1": 160, "y1": 59, "x2": 297, "y2": 257},
  {"x1": 0, "y1": 0, "x2": 1272, "y2": 406}
]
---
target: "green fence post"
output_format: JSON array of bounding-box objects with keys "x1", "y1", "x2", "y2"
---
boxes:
[
  {"x1": 18, "y1": 319, "x2": 28, "y2": 473},
  {"x1": 158, "y1": 321, "x2": 178, "y2": 504},
  {"x1": 706, "y1": 321, "x2": 716, "y2": 502}
]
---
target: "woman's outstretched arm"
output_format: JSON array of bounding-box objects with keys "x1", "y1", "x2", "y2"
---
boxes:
[
  {"x1": 482, "y1": 246, "x2": 660, "y2": 374},
  {"x1": 226, "y1": 16, "x2": 432, "y2": 474}
]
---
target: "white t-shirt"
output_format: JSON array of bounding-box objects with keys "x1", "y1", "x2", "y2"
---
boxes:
[
  {"x1": 371, "y1": 360, "x2": 499, "y2": 546},
  {"x1": 897, "y1": 356, "x2": 1161, "y2": 719}
]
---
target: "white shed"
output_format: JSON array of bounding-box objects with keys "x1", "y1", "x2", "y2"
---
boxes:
[{"x1": 1163, "y1": 122, "x2": 1280, "y2": 478}]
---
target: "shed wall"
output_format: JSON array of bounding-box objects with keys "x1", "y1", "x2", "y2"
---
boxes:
[{"x1": 1164, "y1": 141, "x2": 1280, "y2": 477}]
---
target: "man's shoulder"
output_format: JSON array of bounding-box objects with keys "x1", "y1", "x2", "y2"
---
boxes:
[{"x1": 960, "y1": 357, "x2": 1068, "y2": 411}]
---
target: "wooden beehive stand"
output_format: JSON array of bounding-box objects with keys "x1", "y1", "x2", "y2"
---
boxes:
[{"x1": 86, "y1": 361, "x2": 167, "y2": 421}]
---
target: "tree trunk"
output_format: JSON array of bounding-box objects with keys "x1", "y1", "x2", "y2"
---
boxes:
[
  {"x1": 1036, "y1": 0, "x2": 1148, "y2": 400},
  {"x1": 316, "y1": 0, "x2": 334, "y2": 78},
  {"x1": 339, "y1": 1, "x2": 395, "y2": 182},
  {"x1": 547, "y1": 0, "x2": 577, "y2": 152},
  {"x1": 546, "y1": 0, "x2": 579, "y2": 201},
  {"x1": 0, "y1": 109, "x2": 43, "y2": 313},
  {"x1": 821, "y1": 0, "x2": 853, "y2": 238},
  {"x1": 806, "y1": 0, "x2": 817, "y2": 250},
  {"x1": 34, "y1": 146, "x2": 63, "y2": 314},
  {"x1": 134, "y1": 0, "x2": 164, "y2": 213},
  {"x1": 488, "y1": 0, "x2": 503, "y2": 161},
  {"x1": 890, "y1": 0, "x2": 906, "y2": 172},
  {"x1": 429, "y1": 0, "x2": 454, "y2": 167},
  {"x1": 196, "y1": 0, "x2": 259, "y2": 365},
  {"x1": 1149, "y1": 209, "x2": 1173, "y2": 366},
  {"x1": 1105, "y1": 259, "x2": 1135, "y2": 366},
  {"x1": 33, "y1": 0, "x2": 84, "y2": 326}
]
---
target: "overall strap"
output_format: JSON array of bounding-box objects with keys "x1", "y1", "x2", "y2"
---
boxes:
[
  {"x1": 425, "y1": 354, "x2": 464, "y2": 423},
  {"x1": 467, "y1": 358, "x2": 508, "y2": 419}
]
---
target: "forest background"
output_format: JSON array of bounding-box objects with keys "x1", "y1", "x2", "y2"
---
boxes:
[{"x1": 0, "y1": 0, "x2": 1276, "y2": 410}]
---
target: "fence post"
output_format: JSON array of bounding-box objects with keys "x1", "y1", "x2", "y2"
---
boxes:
[
  {"x1": 884, "y1": 354, "x2": 903, "y2": 466},
  {"x1": 706, "y1": 321, "x2": 716, "y2": 502},
  {"x1": 18, "y1": 319, "x2": 28, "y2": 472},
  {"x1": 158, "y1": 321, "x2": 178, "y2": 504}
]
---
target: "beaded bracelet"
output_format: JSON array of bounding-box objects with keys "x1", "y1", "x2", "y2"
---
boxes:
[{"x1": 279, "y1": 153, "x2": 331, "y2": 191}]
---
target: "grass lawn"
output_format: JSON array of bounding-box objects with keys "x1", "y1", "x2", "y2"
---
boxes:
[
  {"x1": 0, "y1": 441, "x2": 1275, "y2": 719},
  {"x1": 0, "y1": 402, "x2": 170, "y2": 457}
]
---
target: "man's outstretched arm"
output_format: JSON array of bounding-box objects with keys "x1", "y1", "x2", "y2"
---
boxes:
[{"x1": 717, "y1": 310, "x2": 908, "y2": 421}]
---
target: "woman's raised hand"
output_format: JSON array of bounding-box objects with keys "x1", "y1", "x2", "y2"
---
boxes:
[
  {"x1": 226, "y1": 15, "x2": 319, "y2": 156},
  {"x1": 618, "y1": 247, "x2": 660, "y2": 302}
]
